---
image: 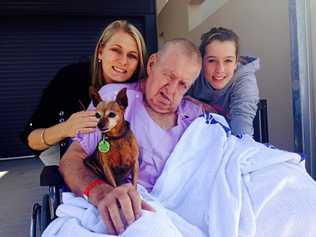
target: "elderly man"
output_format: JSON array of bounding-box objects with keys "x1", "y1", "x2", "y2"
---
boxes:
[
  {"x1": 44, "y1": 38, "x2": 316, "y2": 237},
  {"x1": 58, "y1": 38, "x2": 203, "y2": 235}
]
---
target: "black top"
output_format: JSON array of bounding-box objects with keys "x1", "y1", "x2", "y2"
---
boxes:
[{"x1": 21, "y1": 62, "x2": 92, "y2": 154}]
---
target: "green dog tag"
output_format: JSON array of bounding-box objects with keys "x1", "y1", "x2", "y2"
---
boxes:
[{"x1": 98, "y1": 139, "x2": 110, "y2": 153}]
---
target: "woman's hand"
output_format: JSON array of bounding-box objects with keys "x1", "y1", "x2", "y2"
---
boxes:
[
  {"x1": 63, "y1": 111, "x2": 99, "y2": 137},
  {"x1": 90, "y1": 183, "x2": 154, "y2": 235}
]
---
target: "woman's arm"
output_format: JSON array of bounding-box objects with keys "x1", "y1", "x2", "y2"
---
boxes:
[
  {"x1": 184, "y1": 95, "x2": 218, "y2": 113},
  {"x1": 27, "y1": 110, "x2": 98, "y2": 150},
  {"x1": 21, "y1": 62, "x2": 93, "y2": 152},
  {"x1": 229, "y1": 70, "x2": 259, "y2": 136}
]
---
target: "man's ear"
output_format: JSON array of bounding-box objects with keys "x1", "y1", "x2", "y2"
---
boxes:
[
  {"x1": 116, "y1": 88, "x2": 128, "y2": 109},
  {"x1": 89, "y1": 86, "x2": 103, "y2": 107},
  {"x1": 146, "y1": 53, "x2": 158, "y2": 75}
]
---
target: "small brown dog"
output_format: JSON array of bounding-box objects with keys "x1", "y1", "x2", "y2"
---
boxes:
[{"x1": 84, "y1": 87, "x2": 139, "y2": 187}]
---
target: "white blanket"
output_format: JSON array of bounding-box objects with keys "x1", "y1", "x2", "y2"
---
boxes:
[{"x1": 43, "y1": 114, "x2": 316, "y2": 237}]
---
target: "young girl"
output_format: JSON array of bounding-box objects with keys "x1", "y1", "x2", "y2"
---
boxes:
[
  {"x1": 187, "y1": 27, "x2": 259, "y2": 136},
  {"x1": 21, "y1": 20, "x2": 147, "y2": 152}
]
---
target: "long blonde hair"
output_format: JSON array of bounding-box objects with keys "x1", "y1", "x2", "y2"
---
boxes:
[{"x1": 91, "y1": 20, "x2": 147, "y2": 90}]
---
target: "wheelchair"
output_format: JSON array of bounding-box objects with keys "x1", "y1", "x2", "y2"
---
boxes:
[
  {"x1": 30, "y1": 143, "x2": 67, "y2": 237},
  {"x1": 30, "y1": 99, "x2": 269, "y2": 237}
]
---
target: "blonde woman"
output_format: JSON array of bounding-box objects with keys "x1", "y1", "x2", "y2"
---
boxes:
[{"x1": 22, "y1": 20, "x2": 147, "y2": 153}]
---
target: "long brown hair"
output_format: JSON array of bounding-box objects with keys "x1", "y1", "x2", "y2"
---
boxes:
[{"x1": 199, "y1": 27, "x2": 240, "y2": 59}]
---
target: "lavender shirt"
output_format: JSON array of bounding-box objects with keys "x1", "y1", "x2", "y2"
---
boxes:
[{"x1": 76, "y1": 82, "x2": 203, "y2": 191}]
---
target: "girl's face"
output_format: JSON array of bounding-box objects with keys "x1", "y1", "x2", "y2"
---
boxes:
[
  {"x1": 203, "y1": 40, "x2": 237, "y2": 90},
  {"x1": 98, "y1": 31, "x2": 139, "y2": 84}
]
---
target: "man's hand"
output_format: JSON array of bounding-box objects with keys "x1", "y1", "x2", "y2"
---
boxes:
[
  {"x1": 89, "y1": 183, "x2": 154, "y2": 235},
  {"x1": 60, "y1": 142, "x2": 154, "y2": 235}
]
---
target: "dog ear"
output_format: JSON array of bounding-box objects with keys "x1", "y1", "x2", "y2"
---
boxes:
[
  {"x1": 116, "y1": 88, "x2": 128, "y2": 109},
  {"x1": 89, "y1": 86, "x2": 102, "y2": 107}
]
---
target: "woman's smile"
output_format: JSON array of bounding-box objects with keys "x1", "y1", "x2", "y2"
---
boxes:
[{"x1": 112, "y1": 66, "x2": 127, "y2": 74}]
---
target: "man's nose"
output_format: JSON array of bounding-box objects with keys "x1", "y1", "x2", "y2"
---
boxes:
[{"x1": 167, "y1": 79, "x2": 178, "y2": 95}]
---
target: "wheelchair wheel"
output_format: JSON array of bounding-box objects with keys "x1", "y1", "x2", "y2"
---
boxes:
[
  {"x1": 40, "y1": 194, "x2": 51, "y2": 234},
  {"x1": 30, "y1": 203, "x2": 41, "y2": 237}
]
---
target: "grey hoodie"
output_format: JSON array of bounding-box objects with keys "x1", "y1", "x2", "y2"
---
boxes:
[{"x1": 187, "y1": 56, "x2": 260, "y2": 136}]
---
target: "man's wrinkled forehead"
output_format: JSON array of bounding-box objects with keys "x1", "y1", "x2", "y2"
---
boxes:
[{"x1": 156, "y1": 61, "x2": 200, "y2": 88}]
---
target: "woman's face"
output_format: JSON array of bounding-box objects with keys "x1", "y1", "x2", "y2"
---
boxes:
[
  {"x1": 98, "y1": 31, "x2": 139, "y2": 84},
  {"x1": 203, "y1": 40, "x2": 237, "y2": 90}
]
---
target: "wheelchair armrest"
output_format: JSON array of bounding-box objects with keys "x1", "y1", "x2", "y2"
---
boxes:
[{"x1": 40, "y1": 165, "x2": 64, "y2": 186}]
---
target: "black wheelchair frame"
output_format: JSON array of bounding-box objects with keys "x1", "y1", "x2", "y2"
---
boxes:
[
  {"x1": 30, "y1": 99, "x2": 269, "y2": 237},
  {"x1": 253, "y1": 99, "x2": 269, "y2": 143},
  {"x1": 30, "y1": 156, "x2": 65, "y2": 236}
]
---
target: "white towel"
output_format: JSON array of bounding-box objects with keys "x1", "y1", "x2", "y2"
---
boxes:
[{"x1": 43, "y1": 114, "x2": 316, "y2": 237}]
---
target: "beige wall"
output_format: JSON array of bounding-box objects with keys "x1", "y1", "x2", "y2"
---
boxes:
[
  {"x1": 157, "y1": 0, "x2": 188, "y2": 48},
  {"x1": 158, "y1": 0, "x2": 294, "y2": 150}
]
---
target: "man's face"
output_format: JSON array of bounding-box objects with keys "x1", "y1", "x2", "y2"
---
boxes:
[{"x1": 144, "y1": 48, "x2": 201, "y2": 114}]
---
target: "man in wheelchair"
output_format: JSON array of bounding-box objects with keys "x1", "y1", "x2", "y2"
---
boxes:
[{"x1": 43, "y1": 39, "x2": 316, "y2": 237}]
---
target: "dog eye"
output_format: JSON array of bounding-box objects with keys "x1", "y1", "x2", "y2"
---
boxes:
[
  {"x1": 108, "y1": 112, "x2": 116, "y2": 118},
  {"x1": 95, "y1": 112, "x2": 102, "y2": 119}
]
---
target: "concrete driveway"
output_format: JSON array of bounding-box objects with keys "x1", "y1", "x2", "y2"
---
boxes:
[{"x1": 0, "y1": 158, "x2": 46, "y2": 237}]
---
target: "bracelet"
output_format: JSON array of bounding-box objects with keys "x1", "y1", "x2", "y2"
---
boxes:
[
  {"x1": 83, "y1": 179, "x2": 104, "y2": 200},
  {"x1": 40, "y1": 128, "x2": 52, "y2": 147}
]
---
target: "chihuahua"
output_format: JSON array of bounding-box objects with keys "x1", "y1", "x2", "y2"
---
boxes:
[{"x1": 84, "y1": 87, "x2": 139, "y2": 187}]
